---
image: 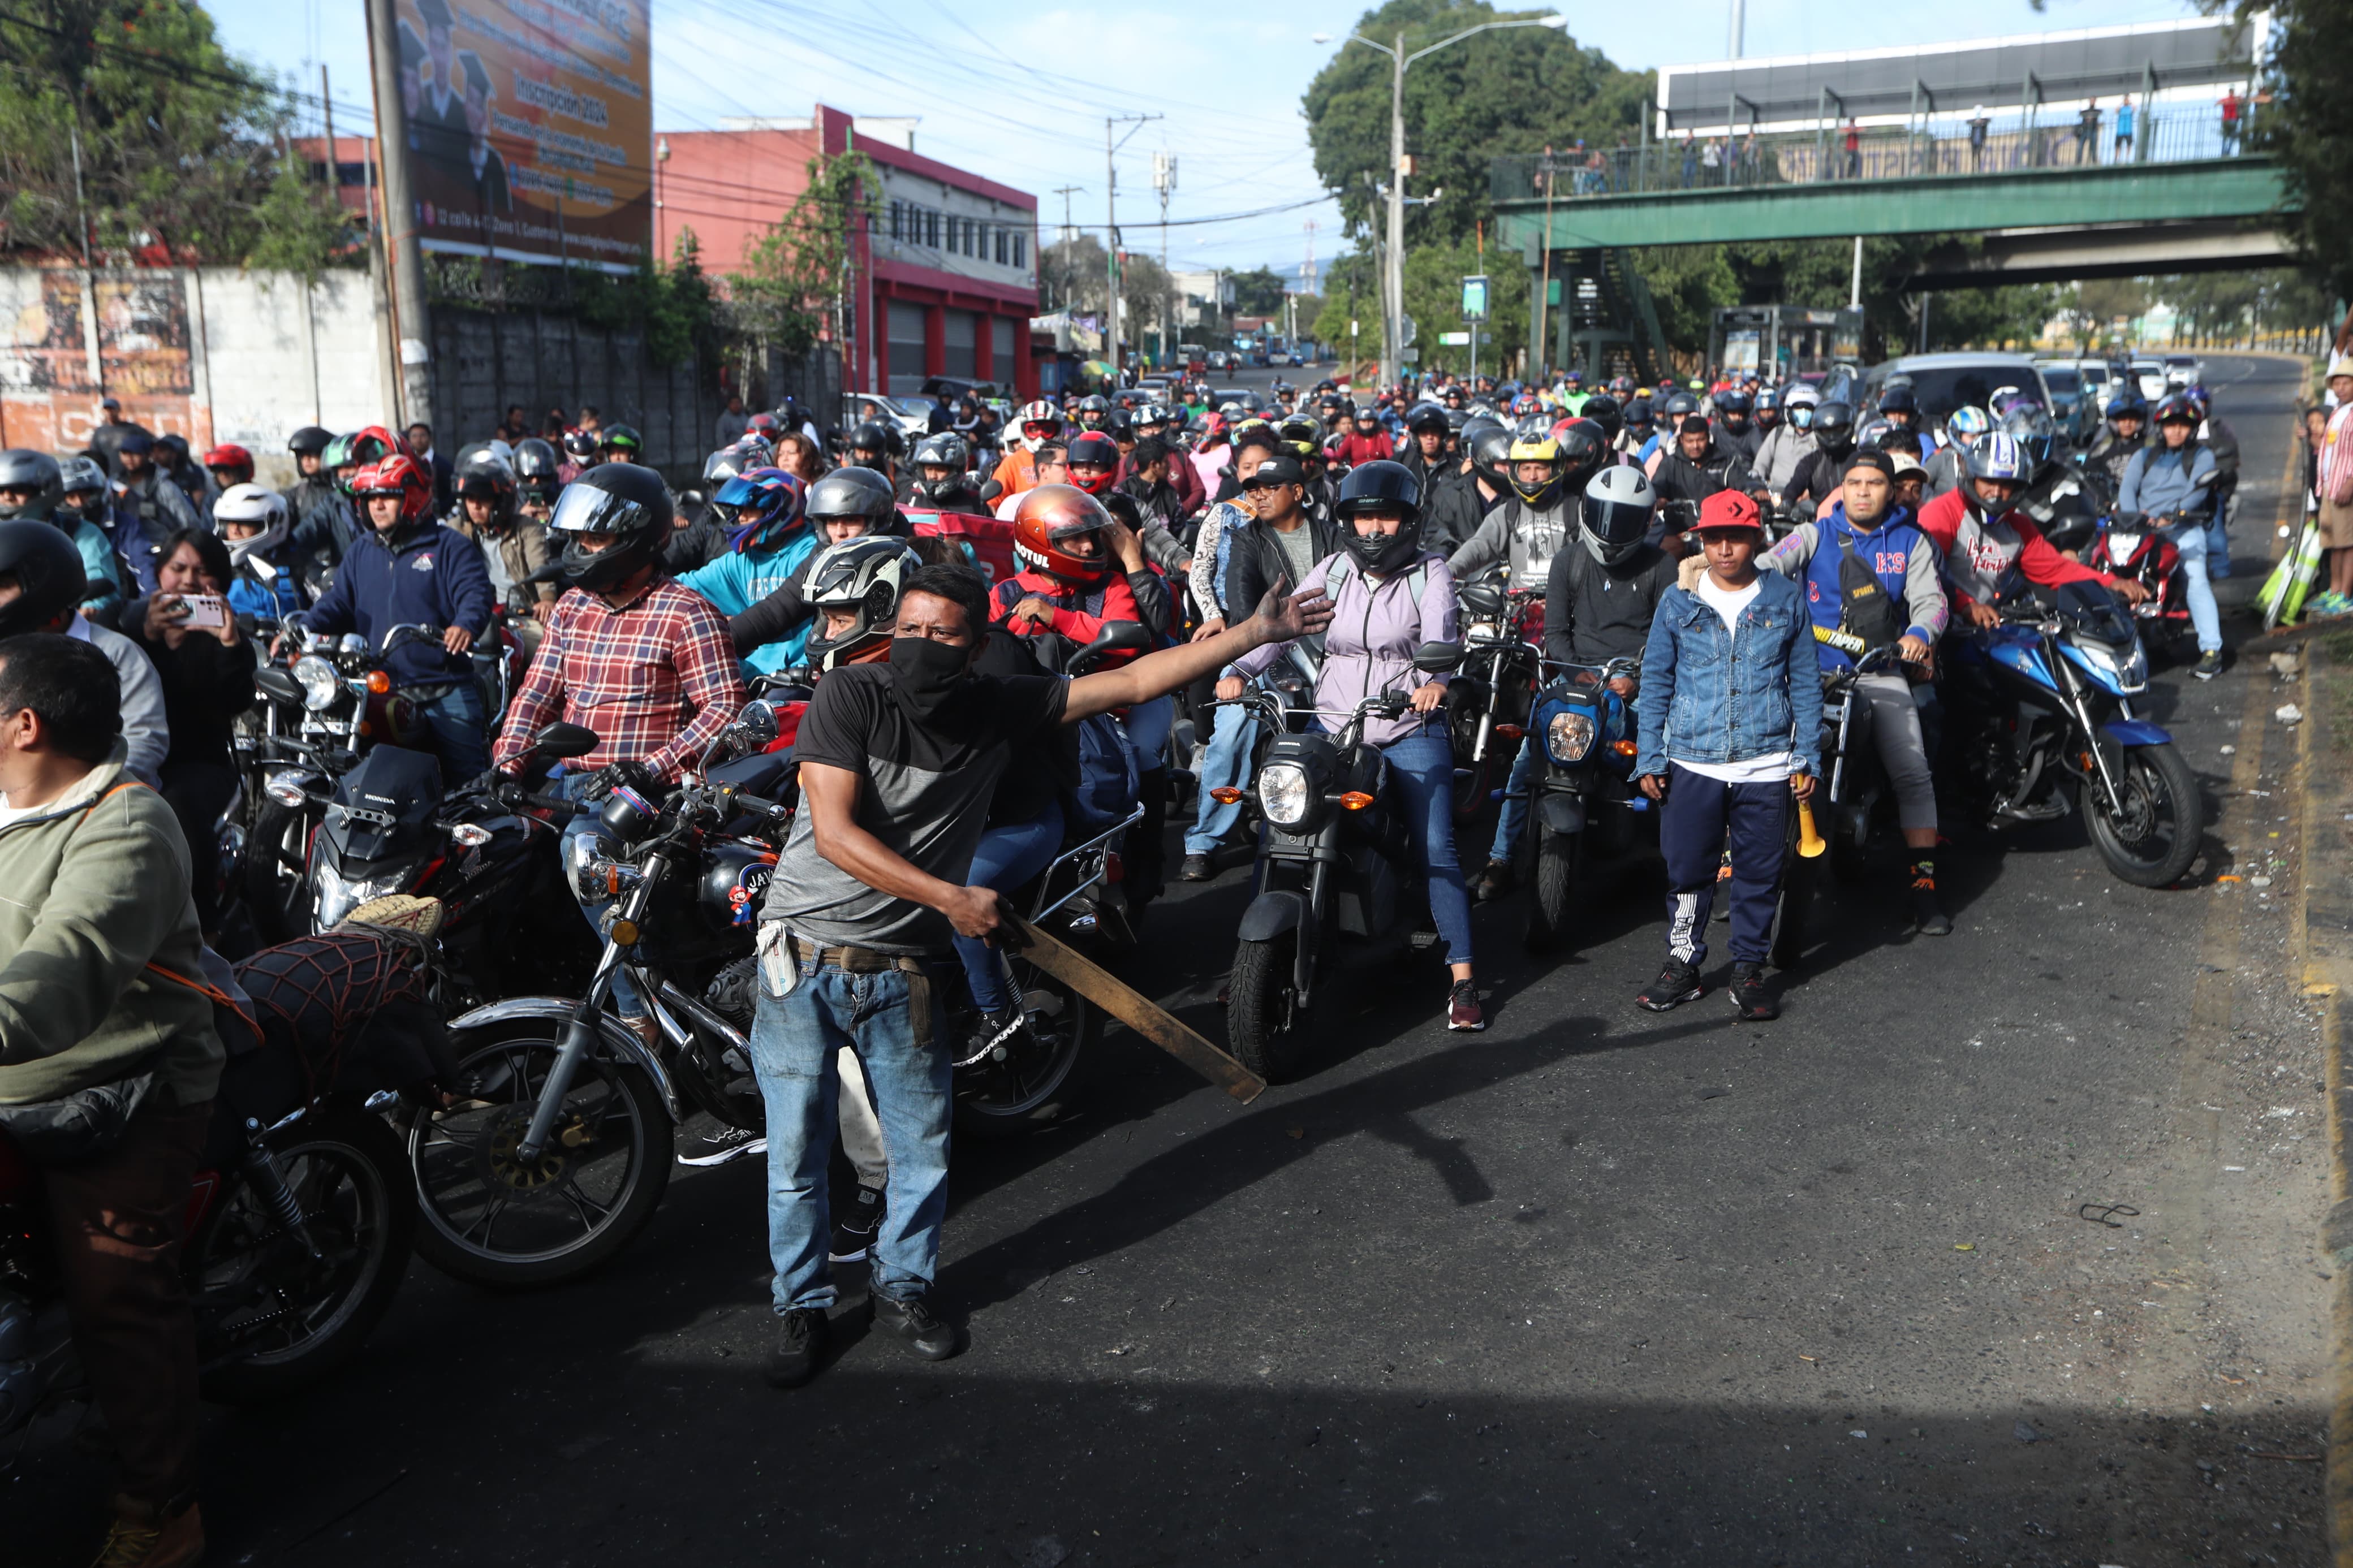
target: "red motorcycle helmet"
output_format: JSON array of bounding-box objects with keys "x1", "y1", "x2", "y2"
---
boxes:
[
  {"x1": 203, "y1": 443, "x2": 254, "y2": 486},
  {"x1": 1063, "y1": 431, "x2": 1122, "y2": 496},
  {"x1": 353, "y1": 452, "x2": 436, "y2": 529},
  {"x1": 1011, "y1": 483, "x2": 1115, "y2": 585}
]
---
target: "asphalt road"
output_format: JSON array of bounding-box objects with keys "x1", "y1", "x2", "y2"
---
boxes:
[{"x1": 10, "y1": 355, "x2": 2334, "y2": 1567}]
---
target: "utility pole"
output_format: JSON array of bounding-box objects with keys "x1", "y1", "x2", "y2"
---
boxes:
[
  {"x1": 1154, "y1": 152, "x2": 1176, "y2": 367},
  {"x1": 1385, "y1": 32, "x2": 1406, "y2": 391},
  {"x1": 321, "y1": 65, "x2": 337, "y2": 191},
  {"x1": 1728, "y1": 0, "x2": 1745, "y2": 57},
  {"x1": 363, "y1": 0, "x2": 433, "y2": 429},
  {"x1": 1053, "y1": 185, "x2": 1081, "y2": 243},
  {"x1": 1105, "y1": 114, "x2": 1161, "y2": 379}
]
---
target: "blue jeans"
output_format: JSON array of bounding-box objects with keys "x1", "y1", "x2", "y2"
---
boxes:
[
  {"x1": 1486, "y1": 736, "x2": 1540, "y2": 864},
  {"x1": 2162, "y1": 519, "x2": 2223, "y2": 652},
  {"x1": 1121, "y1": 693, "x2": 1174, "y2": 763},
  {"x1": 409, "y1": 679, "x2": 489, "y2": 780},
  {"x1": 553, "y1": 770, "x2": 644, "y2": 1018},
  {"x1": 2203, "y1": 500, "x2": 2231, "y2": 580},
  {"x1": 1184, "y1": 701, "x2": 1257, "y2": 855},
  {"x1": 1660, "y1": 763, "x2": 1789, "y2": 967},
  {"x1": 751, "y1": 960, "x2": 950, "y2": 1309},
  {"x1": 1380, "y1": 727, "x2": 1475, "y2": 967},
  {"x1": 952, "y1": 801, "x2": 1064, "y2": 1014}
]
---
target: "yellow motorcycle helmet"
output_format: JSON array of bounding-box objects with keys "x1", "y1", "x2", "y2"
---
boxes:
[{"x1": 1505, "y1": 424, "x2": 1565, "y2": 509}]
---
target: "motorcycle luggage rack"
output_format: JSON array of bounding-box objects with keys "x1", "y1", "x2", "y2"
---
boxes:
[{"x1": 1031, "y1": 804, "x2": 1147, "y2": 923}]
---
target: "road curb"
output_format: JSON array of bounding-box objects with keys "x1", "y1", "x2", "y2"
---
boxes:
[{"x1": 2294, "y1": 632, "x2": 2353, "y2": 1567}]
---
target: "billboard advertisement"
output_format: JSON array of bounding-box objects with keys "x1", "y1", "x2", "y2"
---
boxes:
[{"x1": 391, "y1": 0, "x2": 652, "y2": 272}]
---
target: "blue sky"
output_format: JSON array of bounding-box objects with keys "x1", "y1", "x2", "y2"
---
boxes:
[{"x1": 207, "y1": 0, "x2": 2209, "y2": 278}]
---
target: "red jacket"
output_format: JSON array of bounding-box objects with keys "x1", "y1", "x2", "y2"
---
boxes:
[
  {"x1": 989, "y1": 567, "x2": 1147, "y2": 658},
  {"x1": 1335, "y1": 430, "x2": 1394, "y2": 468},
  {"x1": 1916, "y1": 486, "x2": 2110, "y2": 610}
]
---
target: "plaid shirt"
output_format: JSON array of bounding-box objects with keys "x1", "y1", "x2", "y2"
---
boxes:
[{"x1": 492, "y1": 577, "x2": 746, "y2": 781}]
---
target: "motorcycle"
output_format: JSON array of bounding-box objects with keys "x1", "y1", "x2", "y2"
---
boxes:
[
  {"x1": 1947, "y1": 581, "x2": 2200, "y2": 888},
  {"x1": 403, "y1": 627, "x2": 1152, "y2": 1288},
  {"x1": 2015, "y1": 457, "x2": 2103, "y2": 556},
  {"x1": 240, "y1": 623, "x2": 451, "y2": 945},
  {"x1": 1449, "y1": 577, "x2": 1544, "y2": 819},
  {"x1": 0, "y1": 958, "x2": 429, "y2": 1423},
  {"x1": 2083, "y1": 505, "x2": 2203, "y2": 666},
  {"x1": 1224, "y1": 642, "x2": 1463, "y2": 1081},
  {"x1": 1519, "y1": 656, "x2": 1648, "y2": 952},
  {"x1": 1767, "y1": 638, "x2": 1903, "y2": 969}
]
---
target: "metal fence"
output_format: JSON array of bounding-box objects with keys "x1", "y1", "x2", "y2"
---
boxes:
[{"x1": 1490, "y1": 105, "x2": 2266, "y2": 204}]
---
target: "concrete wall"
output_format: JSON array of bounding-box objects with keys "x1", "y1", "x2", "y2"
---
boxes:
[
  {"x1": 0, "y1": 266, "x2": 391, "y2": 489},
  {"x1": 424, "y1": 305, "x2": 721, "y2": 476}
]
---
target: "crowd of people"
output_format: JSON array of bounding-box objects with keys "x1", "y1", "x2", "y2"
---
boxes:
[{"x1": 0, "y1": 340, "x2": 2292, "y2": 1565}]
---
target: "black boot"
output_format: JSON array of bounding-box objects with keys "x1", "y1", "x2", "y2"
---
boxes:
[{"x1": 1908, "y1": 856, "x2": 1953, "y2": 936}]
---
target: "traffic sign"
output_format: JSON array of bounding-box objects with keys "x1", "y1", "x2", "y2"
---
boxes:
[
  {"x1": 1399, "y1": 315, "x2": 1417, "y2": 348},
  {"x1": 1462, "y1": 274, "x2": 1489, "y2": 322},
  {"x1": 1438, "y1": 331, "x2": 1471, "y2": 346}
]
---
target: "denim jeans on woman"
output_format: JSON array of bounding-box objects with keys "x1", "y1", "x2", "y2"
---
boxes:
[
  {"x1": 1378, "y1": 725, "x2": 1475, "y2": 966},
  {"x1": 951, "y1": 800, "x2": 1064, "y2": 1014},
  {"x1": 750, "y1": 957, "x2": 950, "y2": 1309},
  {"x1": 2161, "y1": 519, "x2": 2223, "y2": 653},
  {"x1": 551, "y1": 768, "x2": 645, "y2": 1020}
]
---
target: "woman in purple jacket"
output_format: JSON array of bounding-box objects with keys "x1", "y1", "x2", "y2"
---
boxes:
[{"x1": 1230, "y1": 460, "x2": 1483, "y2": 1031}]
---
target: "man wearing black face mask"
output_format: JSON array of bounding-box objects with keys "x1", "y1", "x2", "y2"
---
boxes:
[{"x1": 751, "y1": 554, "x2": 1333, "y2": 1389}]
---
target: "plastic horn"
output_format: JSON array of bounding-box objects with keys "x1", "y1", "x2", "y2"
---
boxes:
[{"x1": 1796, "y1": 797, "x2": 1828, "y2": 859}]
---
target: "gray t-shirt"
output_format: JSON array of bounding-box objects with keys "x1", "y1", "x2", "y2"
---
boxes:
[
  {"x1": 1269, "y1": 519, "x2": 1317, "y2": 589},
  {"x1": 760, "y1": 662, "x2": 1067, "y2": 953}
]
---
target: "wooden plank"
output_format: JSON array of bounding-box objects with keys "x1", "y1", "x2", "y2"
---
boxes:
[{"x1": 998, "y1": 914, "x2": 1265, "y2": 1104}]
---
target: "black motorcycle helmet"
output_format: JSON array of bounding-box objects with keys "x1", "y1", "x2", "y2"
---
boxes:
[
  {"x1": 804, "y1": 464, "x2": 903, "y2": 537},
  {"x1": 0, "y1": 519, "x2": 90, "y2": 637},
  {"x1": 908, "y1": 431, "x2": 972, "y2": 505},
  {"x1": 1877, "y1": 383, "x2": 1918, "y2": 427},
  {"x1": 1579, "y1": 394, "x2": 1623, "y2": 446},
  {"x1": 1467, "y1": 422, "x2": 1514, "y2": 493},
  {"x1": 0, "y1": 450, "x2": 63, "y2": 522},
  {"x1": 548, "y1": 463, "x2": 670, "y2": 593},
  {"x1": 454, "y1": 444, "x2": 516, "y2": 524},
  {"x1": 512, "y1": 437, "x2": 562, "y2": 500},
  {"x1": 1811, "y1": 400, "x2": 1857, "y2": 456},
  {"x1": 1333, "y1": 459, "x2": 1424, "y2": 576},
  {"x1": 1623, "y1": 396, "x2": 1654, "y2": 438},
  {"x1": 1662, "y1": 390, "x2": 1700, "y2": 422},
  {"x1": 1405, "y1": 400, "x2": 1451, "y2": 439},
  {"x1": 1714, "y1": 389, "x2": 1752, "y2": 431},
  {"x1": 287, "y1": 425, "x2": 335, "y2": 460},
  {"x1": 1555, "y1": 421, "x2": 1608, "y2": 493}
]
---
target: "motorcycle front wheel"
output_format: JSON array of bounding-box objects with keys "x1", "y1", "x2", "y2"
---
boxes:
[
  {"x1": 242, "y1": 800, "x2": 313, "y2": 945},
  {"x1": 408, "y1": 1023, "x2": 671, "y2": 1290},
  {"x1": 193, "y1": 1104, "x2": 416, "y2": 1403},
  {"x1": 1522, "y1": 826, "x2": 1579, "y2": 953},
  {"x1": 953, "y1": 963, "x2": 1100, "y2": 1141},
  {"x1": 1228, "y1": 933, "x2": 1312, "y2": 1082},
  {"x1": 2083, "y1": 741, "x2": 2201, "y2": 888}
]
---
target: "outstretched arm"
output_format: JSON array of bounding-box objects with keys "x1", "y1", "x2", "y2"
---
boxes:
[{"x1": 1063, "y1": 579, "x2": 1333, "y2": 723}]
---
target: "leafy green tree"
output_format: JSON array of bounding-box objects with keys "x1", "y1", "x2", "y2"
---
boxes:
[
  {"x1": 2236, "y1": 0, "x2": 2353, "y2": 317},
  {"x1": 731, "y1": 153, "x2": 880, "y2": 365},
  {"x1": 0, "y1": 0, "x2": 344, "y2": 266},
  {"x1": 1303, "y1": 0, "x2": 1649, "y2": 249},
  {"x1": 1227, "y1": 266, "x2": 1289, "y2": 317}
]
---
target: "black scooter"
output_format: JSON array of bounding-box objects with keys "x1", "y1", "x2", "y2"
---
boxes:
[{"x1": 1223, "y1": 642, "x2": 1462, "y2": 1081}]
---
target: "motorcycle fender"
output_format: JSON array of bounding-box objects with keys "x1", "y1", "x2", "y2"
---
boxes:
[
  {"x1": 2101, "y1": 719, "x2": 2171, "y2": 748},
  {"x1": 1238, "y1": 889, "x2": 1308, "y2": 944},
  {"x1": 1537, "y1": 794, "x2": 1586, "y2": 836},
  {"x1": 445, "y1": 996, "x2": 680, "y2": 1120}
]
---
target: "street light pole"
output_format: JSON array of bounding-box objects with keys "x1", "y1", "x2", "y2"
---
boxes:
[{"x1": 1326, "y1": 15, "x2": 1569, "y2": 393}]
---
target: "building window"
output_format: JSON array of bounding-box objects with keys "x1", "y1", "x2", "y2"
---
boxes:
[
  {"x1": 1012, "y1": 232, "x2": 1026, "y2": 269},
  {"x1": 927, "y1": 209, "x2": 941, "y2": 249},
  {"x1": 887, "y1": 300, "x2": 927, "y2": 395},
  {"x1": 993, "y1": 316, "x2": 1016, "y2": 387}
]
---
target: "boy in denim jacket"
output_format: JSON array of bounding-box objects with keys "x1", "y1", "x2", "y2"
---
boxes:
[{"x1": 1633, "y1": 490, "x2": 1822, "y2": 1020}]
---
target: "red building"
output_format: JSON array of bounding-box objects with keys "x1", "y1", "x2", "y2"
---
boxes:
[{"x1": 656, "y1": 106, "x2": 1040, "y2": 399}]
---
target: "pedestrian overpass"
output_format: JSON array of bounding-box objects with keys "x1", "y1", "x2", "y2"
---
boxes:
[{"x1": 1488, "y1": 15, "x2": 2293, "y2": 374}]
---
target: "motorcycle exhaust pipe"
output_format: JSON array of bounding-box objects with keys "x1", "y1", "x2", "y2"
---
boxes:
[{"x1": 1796, "y1": 798, "x2": 1828, "y2": 859}]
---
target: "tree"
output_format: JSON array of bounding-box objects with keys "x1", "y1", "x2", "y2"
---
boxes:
[
  {"x1": 1227, "y1": 265, "x2": 1288, "y2": 317},
  {"x1": 2237, "y1": 0, "x2": 2353, "y2": 321},
  {"x1": 0, "y1": 0, "x2": 349, "y2": 266},
  {"x1": 1040, "y1": 234, "x2": 1109, "y2": 314},
  {"x1": 730, "y1": 151, "x2": 880, "y2": 365},
  {"x1": 1399, "y1": 237, "x2": 1525, "y2": 374},
  {"x1": 1118, "y1": 250, "x2": 1174, "y2": 348},
  {"x1": 1302, "y1": 0, "x2": 1650, "y2": 249}
]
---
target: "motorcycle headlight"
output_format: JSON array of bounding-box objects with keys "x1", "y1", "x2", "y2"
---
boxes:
[
  {"x1": 1546, "y1": 708, "x2": 1597, "y2": 764},
  {"x1": 2075, "y1": 638, "x2": 2147, "y2": 694},
  {"x1": 564, "y1": 830, "x2": 642, "y2": 903},
  {"x1": 292, "y1": 655, "x2": 341, "y2": 711},
  {"x1": 1258, "y1": 762, "x2": 1313, "y2": 830},
  {"x1": 313, "y1": 865, "x2": 411, "y2": 931}
]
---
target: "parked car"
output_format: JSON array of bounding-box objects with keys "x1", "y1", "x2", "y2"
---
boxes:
[
  {"x1": 2032, "y1": 361, "x2": 2099, "y2": 447},
  {"x1": 1858, "y1": 351, "x2": 2054, "y2": 426},
  {"x1": 2163, "y1": 353, "x2": 2204, "y2": 389},
  {"x1": 2131, "y1": 358, "x2": 2167, "y2": 402},
  {"x1": 841, "y1": 392, "x2": 932, "y2": 439}
]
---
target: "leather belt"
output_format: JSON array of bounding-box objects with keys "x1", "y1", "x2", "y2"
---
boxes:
[{"x1": 790, "y1": 935, "x2": 925, "y2": 974}]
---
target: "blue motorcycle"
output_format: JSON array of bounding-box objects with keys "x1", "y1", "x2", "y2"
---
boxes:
[
  {"x1": 1522, "y1": 656, "x2": 1647, "y2": 951},
  {"x1": 1947, "y1": 581, "x2": 2201, "y2": 888}
]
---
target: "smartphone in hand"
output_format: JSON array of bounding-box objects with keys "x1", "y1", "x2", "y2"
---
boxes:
[{"x1": 177, "y1": 594, "x2": 228, "y2": 629}]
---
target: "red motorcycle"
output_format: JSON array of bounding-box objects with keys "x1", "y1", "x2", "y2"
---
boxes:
[{"x1": 2083, "y1": 509, "x2": 2196, "y2": 664}]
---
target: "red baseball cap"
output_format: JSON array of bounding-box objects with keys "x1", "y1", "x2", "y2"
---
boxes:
[{"x1": 1696, "y1": 490, "x2": 1763, "y2": 533}]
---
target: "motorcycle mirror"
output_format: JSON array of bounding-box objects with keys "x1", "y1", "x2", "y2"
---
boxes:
[
  {"x1": 1087, "y1": 620, "x2": 1152, "y2": 655},
  {"x1": 532, "y1": 721, "x2": 601, "y2": 760},
  {"x1": 1412, "y1": 641, "x2": 1465, "y2": 673},
  {"x1": 254, "y1": 667, "x2": 303, "y2": 706},
  {"x1": 732, "y1": 699, "x2": 781, "y2": 749}
]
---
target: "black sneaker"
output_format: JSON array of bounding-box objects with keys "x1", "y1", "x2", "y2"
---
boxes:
[
  {"x1": 874, "y1": 1292, "x2": 958, "y2": 1361},
  {"x1": 1728, "y1": 961, "x2": 1778, "y2": 1021},
  {"x1": 1179, "y1": 853, "x2": 1215, "y2": 882},
  {"x1": 2192, "y1": 649, "x2": 2224, "y2": 681},
  {"x1": 830, "y1": 1183, "x2": 884, "y2": 1263},
  {"x1": 1909, "y1": 866, "x2": 1954, "y2": 936},
  {"x1": 1473, "y1": 858, "x2": 1515, "y2": 901},
  {"x1": 764, "y1": 1306, "x2": 829, "y2": 1388},
  {"x1": 1446, "y1": 979, "x2": 1486, "y2": 1031},
  {"x1": 955, "y1": 1005, "x2": 1027, "y2": 1068},
  {"x1": 676, "y1": 1122, "x2": 766, "y2": 1168},
  {"x1": 1636, "y1": 960, "x2": 1705, "y2": 1012}
]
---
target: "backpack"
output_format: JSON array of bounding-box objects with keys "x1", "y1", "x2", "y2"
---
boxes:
[
  {"x1": 1322, "y1": 551, "x2": 1432, "y2": 612},
  {"x1": 1833, "y1": 526, "x2": 1904, "y2": 651},
  {"x1": 1064, "y1": 710, "x2": 1143, "y2": 834}
]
